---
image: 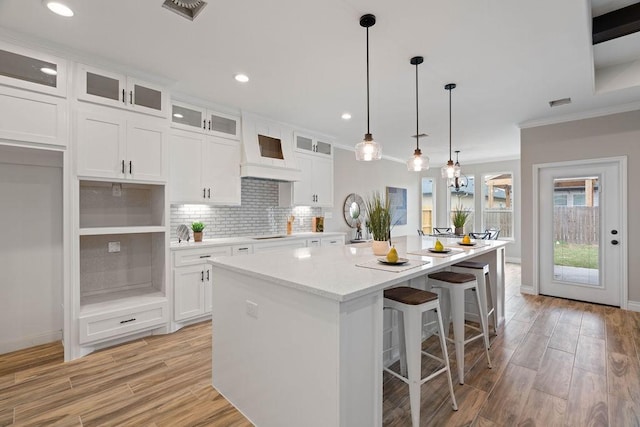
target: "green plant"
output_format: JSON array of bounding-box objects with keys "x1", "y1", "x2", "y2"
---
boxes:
[
  {"x1": 364, "y1": 191, "x2": 391, "y2": 242},
  {"x1": 191, "y1": 221, "x2": 206, "y2": 232},
  {"x1": 452, "y1": 206, "x2": 471, "y2": 228}
]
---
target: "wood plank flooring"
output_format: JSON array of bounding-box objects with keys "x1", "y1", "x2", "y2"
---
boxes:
[{"x1": 1, "y1": 263, "x2": 639, "y2": 426}]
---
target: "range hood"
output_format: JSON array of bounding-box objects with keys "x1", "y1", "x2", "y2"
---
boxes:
[{"x1": 240, "y1": 112, "x2": 301, "y2": 182}]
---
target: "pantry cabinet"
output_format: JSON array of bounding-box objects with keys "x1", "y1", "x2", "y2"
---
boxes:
[
  {"x1": 169, "y1": 129, "x2": 241, "y2": 205},
  {"x1": 76, "y1": 108, "x2": 167, "y2": 182},
  {"x1": 76, "y1": 64, "x2": 168, "y2": 117}
]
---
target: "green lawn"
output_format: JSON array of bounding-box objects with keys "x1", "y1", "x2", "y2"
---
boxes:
[{"x1": 554, "y1": 242, "x2": 598, "y2": 269}]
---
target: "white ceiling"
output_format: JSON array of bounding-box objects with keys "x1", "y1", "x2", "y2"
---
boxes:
[{"x1": 1, "y1": 0, "x2": 640, "y2": 165}]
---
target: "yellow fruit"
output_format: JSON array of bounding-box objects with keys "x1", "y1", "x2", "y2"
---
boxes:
[
  {"x1": 434, "y1": 240, "x2": 444, "y2": 251},
  {"x1": 462, "y1": 235, "x2": 471, "y2": 244},
  {"x1": 386, "y1": 246, "x2": 399, "y2": 263}
]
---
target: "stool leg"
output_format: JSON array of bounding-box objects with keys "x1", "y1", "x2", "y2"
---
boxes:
[
  {"x1": 437, "y1": 288, "x2": 451, "y2": 339},
  {"x1": 403, "y1": 306, "x2": 422, "y2": 427},
  {"x1": 486, "y1": 271, "x2": 497, "y2": 335},
  {"x1": 397, "y1": 310, "x2": 407, "y2": 377},
  {"x1": 435, "y1": 306, "x2": 458, "y2": 411},
  {"x1": 450, "y1": 286, "x2": 466, "y2": 385},
  {"x1": 473, "y1": 284, "x2": 493, "y2": 370}
]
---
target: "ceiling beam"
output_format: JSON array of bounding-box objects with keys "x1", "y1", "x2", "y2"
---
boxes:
[{"x1": 593, "y1": 2, "x2": 640, "y2": 44}]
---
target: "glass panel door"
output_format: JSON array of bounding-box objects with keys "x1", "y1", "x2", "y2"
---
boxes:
[
  {"x1": 315, "y1": 140, "x2": 332, "y2": 155},
  {"x1": 172, "y1": 104, "x2": 204, "y2": 130},
  {"x1": 552, "y1": 176, "x2": 599, "y2": 285},
  {"x1": 86, "y1": 72, "x2": 121, "y2": 101},
  {"x1": 483, "y1": 173, "x2": 513, "y2": 238},
  {"x1": 133, "y1": 84, "x2": 163, "y2": 111}
]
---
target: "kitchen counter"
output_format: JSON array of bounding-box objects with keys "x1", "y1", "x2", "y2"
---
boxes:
[
  {"x1": 208, "y1": 235, "x2": 508, "y2": 427},
  {"x1": 169, "y1": 231, "x2": 345, "y2": 250}
]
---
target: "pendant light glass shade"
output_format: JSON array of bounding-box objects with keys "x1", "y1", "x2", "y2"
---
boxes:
[
  {"x1": 441, "y1": 83, "x2": 460, "y2": 178},
  {"x1": 407, "y1": 56, "x2": 429, "y2": 172},
  {"x1": 355, "y1": 14, "x2": 381, "y2": 161}
]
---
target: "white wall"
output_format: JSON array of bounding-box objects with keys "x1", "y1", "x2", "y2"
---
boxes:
[
  {"x1": 421, "y1": 159, "x2": 521, "y2": 261},
  {"x1": 521, "y1": 109, "x2": 640, "y2": 304},
  {"x1": 325, "y1": 147, "x2": 421, "y2": 242},
  {"x1": 0, "y1": 145, "x2": 63, "y2": 353}
]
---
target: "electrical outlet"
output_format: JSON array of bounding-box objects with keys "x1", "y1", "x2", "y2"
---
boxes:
[
  {"x1": 112, "y1": 183, "x2": 122, "y2": 197},
  {"x1": 246, "y1": 300, "x2": 258, "y2": 318},
  {"x1": 108, "y1": 241, "x2": 120, "y2": 253}
]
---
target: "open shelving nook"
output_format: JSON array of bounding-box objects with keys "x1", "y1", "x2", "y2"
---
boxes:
[{"x1": 77, "y1": 180, "x2": 168, "y2": 346}]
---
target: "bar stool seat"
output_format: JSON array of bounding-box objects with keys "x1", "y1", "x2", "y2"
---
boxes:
[
  {"x1": 452, "y1": 260, "x2": 498, "y2": 335},
  {"x1": 428, "y1": 271, "x2": 492, "y2": 385},
  {"x1": 384, "y1": 286, "x2": 458, "y2": 426}
]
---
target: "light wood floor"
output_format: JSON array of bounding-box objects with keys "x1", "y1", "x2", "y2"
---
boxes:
[{"x1": 1, "y1": 263, "x2": 639, "y2": 426}]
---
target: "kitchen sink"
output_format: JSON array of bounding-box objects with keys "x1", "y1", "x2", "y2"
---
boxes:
[{"x1": 252, "y1": 235, "x2": 288, "y2": 240}]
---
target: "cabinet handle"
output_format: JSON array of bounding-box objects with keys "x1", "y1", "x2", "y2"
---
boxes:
[
  {"x1": 237, "y1": 247, "x2": 248, "y2": 251},
  {"x1": 199, "y1": 255, "x2": 211, "y2": 258},
  {"x1": 122, "y1": 89, "x2": 126, "y2": 103},
  {"x1": 208, "y1": 120, "x2": 211, "y2": 131},
  {"x1": 121, "y1": 160, "x2": 125, "y2": 174},
  {"x1": 129, "y1": 90, "x2": 133, "y2": 105},
  {"x1": 203, "y1": 188, "x2": 207, "y2": 198},
  {"x1": 206, "y1": 270, "x2": 210, "y2": 281},
  {"x1": 129, "y1": 161, "x2": 132, "y2": 174},
  {"x1": 119, "y1": 318, "x2": 136, "y2": 324},
  {"x1": 201, "y1": 271, "x2": 204, "y2": 282},
  {"x1": 207, "y1": 188, "x2": 211, "y2": 198},
  {"x1": 203, "y1": 119, "x2": 207, "y2": 129}
]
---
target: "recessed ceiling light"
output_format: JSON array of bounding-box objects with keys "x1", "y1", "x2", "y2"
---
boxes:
[
  {"x1": 173, "y1": 113, "x2": 184, "y2": 119},
  {"x1": 234, "y1": 74, "x2": 249, "y2": 83},
  {"x1": 341, "y1": 113, "x2": 352, "y2": 120},
  {"x1": 40, "y1": 67, "x2": 58, "y2": 76},
  {"x1": 43, "y1": 1, "x2": 74, "y2": 17}
]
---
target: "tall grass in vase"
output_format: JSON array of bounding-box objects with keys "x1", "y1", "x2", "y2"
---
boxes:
[{"x1": 365, "y1": 191, "x2": 392, "y2": 255}]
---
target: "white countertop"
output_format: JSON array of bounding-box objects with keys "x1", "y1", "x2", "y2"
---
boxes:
[
  {"x1": 170, "y1": 231, "x2": 345, "y2": 250},
  {"x1": 208, "y1": 235, "x2": 508, "y2": 302}
]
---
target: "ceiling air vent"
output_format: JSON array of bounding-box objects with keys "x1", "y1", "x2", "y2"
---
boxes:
[{"x1": 162, "y1": 0, "x2": 207, "y2": 21}]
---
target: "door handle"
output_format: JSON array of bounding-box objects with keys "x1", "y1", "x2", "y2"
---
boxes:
[
  {"x1": 201, "y1": 271, "x2": 204, "y2": 282},
  {"x1": 122, "y1": 89, "x2": 126, "y2": 103},
  {"x1": 206, "y1": 270, "x2": 210, "y2": 281},
  {"x1": 611, "y1": 230, "x2": 618, "y2": 235},
  {"x1": 129, "y1": 161, "x2": 132, "y2": 174},
  {"x1": 129, "y1": 90, "x2": 133, "y2": 105},
  {"x1": 121, "y1": 160, "x2": 125, "y2": 174},
  {"x1": 203, "y1": 188, "x2": 206, "y2": 198},
  {"x1": 611, "y1": 240, "x2": 619, "y2": 245},
  {"x1": 207, "y1": 188, "x2": 211, "y2": 198},
  {"x1": 203, "y1": 119, "x2": 207, "y2": 129}
]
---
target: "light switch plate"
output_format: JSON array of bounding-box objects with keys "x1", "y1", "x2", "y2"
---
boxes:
[
  {"x1": 246, "y1": 300, "x2": 258, "y2": 318},
  {"x1": 108, "y1": 241, "x2": 120, "y2": 253},
  {"x1": 112, "y1": 183, "x2": 122, "y2": 197}
]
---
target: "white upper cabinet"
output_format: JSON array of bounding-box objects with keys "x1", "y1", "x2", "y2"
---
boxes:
[
  {"x1": 169, "y1": 130, "x2": 241, "y2": 205},
  {"x1": 0, "y1": 41, "x2": 68, "y2": 97},
  {"x1": 171, "y1": 101, "x2": 240, "y2": 140},
  {"x1": 76, "y1": 108, "x2": 167, "y2": 182},
  {"x1": 294, "y1": 132, "x2": 332, "y2": 157},
  {"x1": 279, "y1": 151, "x2": 334, "y2": 208},
  {"x1": 76, "y1": 64, "x2": 168, "y2": 118}
]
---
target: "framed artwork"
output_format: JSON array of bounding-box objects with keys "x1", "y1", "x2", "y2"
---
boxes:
[{"x1": 386, "y1": 186, "x2": 407, "y2": 226}]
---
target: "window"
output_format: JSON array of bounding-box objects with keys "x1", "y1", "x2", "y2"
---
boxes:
[
  {"x1": 449, "y1": 176, "x2": 474, "y2": 234},
  {"x1": 421, "y1": 178, "x2": 434, "y2": 234},
  {"x1": 572, "y1": 193, "x2": 586, "y2": 206},
  {"x1": 482, "y1": 173, "x2": 513, "y2": 238},
  {"x1": 554, "y1": 194, "x2": 568, "y2": 206}
]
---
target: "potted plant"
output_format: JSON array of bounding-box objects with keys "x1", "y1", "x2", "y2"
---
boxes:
[
  {"x1": 452, "y1": 205, "x2": 471, "y2": 236},
  {"x1": 191, "y1": 221, "x2": 206, "y2": 242},
  {"x1": 364, "y1": 191, "x2": 392, "y2": 255}
]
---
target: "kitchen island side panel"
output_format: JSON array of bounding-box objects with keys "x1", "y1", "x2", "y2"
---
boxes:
[{"x1": 211, "y1": 267, "x2": 341, "y2": 427}]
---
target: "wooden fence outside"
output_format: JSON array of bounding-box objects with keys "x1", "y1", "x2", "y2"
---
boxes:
[
  {"x1": 554, "y1": 206, "x2": 599, "y2": 244},
  {"x1": 484, "y1": 210, "x2": 512, "y2": 238}
]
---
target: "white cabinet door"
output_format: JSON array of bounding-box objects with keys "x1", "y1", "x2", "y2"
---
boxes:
[
  {"x1": 0, "y1": 86, "x2": 68, "y2": 147},
  {"x1": 293, "y1": 153, "x2": 314, "y2": 206},
  {"x1": 77, "y1": 64, "x2": 127, "y2": 109},
  {"x1": 174, "y1": 264, "x2": 205, "y2": 321},
  {"x1": 169, "y1": 131, "x2": 205, "y2": 203},
  {"x1": 202, "y1": 136, "x2": 241, "y2": 205},
  {"x1": 127, "y1": 77, "x2": 167, "y2": 118},
  {"x1": 76, "y1": 110, "x2": 126, "y2": 179},
  {"x1": 205, "y1": 110, "x2": 240, "y2": 140},
  {"x1": 313, "y1": 156, "x2": 333, "y2": 208},
  {"x1": 126, "y1": 119, "x2": 166, "y2": 182}
]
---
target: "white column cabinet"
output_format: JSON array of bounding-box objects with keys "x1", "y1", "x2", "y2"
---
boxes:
[
  {"x1": 76, "y1": 109, "x2": 167, "y2": 182},
  {"x1": 169, "y1": 130, "x2": 240, "y2": 205}
]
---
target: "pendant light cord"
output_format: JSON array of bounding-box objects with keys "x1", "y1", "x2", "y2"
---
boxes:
[
  {"x1": 415, "y1": 61, "x2": 419, "y2": 150},
  {"x1": 448, "y1": 85, "x2": 452, "y2": 161},
  {"x1": 366, "y1": 26, "x2": 370, "y2": 135}
]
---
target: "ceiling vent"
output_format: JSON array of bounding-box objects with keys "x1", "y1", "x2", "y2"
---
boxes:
[{"x1": 162, "y1": 0, "x2": 207, "y2": 21}]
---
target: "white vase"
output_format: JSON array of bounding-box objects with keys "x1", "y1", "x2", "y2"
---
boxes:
[{"x1": 371, "y1": 240, "x2": 390, "y2": 256}]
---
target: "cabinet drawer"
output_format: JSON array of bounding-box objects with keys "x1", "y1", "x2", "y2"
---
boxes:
[
  {"x1": 79, "y1": 301, "x2": 167, "y2": 344},
  {"x1": 173, "y1": 245, "x2": 232, "y2": 267},
  {"x1": 322, "y1": 236, "x2": 345, "y2": 246},
  {"x1": 232, "y1": 244, "x2": 253, "y2": 255}
]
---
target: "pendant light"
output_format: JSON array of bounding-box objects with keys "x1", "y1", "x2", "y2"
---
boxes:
[
  {"x1": 355, "y1": 14, "x2": 382, "y2": 161},
  {"x1": 441, "y1": 83, "x2": 461, "y2": 179},
  {"x1": 406, "y1": 56, "x2": 429, "y2": 171}
]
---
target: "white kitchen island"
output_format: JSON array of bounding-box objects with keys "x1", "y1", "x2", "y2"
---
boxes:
[{"x1": 208, "y1": 235, "x2": 508, "y2": 427}]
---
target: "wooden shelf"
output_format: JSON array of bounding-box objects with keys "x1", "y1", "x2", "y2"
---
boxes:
[{"x1": 79, "y1": 226, "x2": 166, "y2": 236}]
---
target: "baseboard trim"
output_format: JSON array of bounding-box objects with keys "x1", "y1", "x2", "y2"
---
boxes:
[
  {"x1": 627, "y1": 301, "x2": 640, "y2": 312},
  {"x1": 506, "y1": 257, "x2": 521, "y2": 264},
  {"x1": 520, "y1": 285, "x2": 536, "y2": 295},
  {"x1": 1, "y1": 330, "x2": 62, "y2": 354}
]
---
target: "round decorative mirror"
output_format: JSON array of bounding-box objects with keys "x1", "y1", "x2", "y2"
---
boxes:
[{"x1": 343, "y1": 193, "x2": 365, "y2": 228}]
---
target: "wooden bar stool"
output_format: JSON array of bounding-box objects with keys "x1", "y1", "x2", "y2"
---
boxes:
[
  {"x1": 451, "y1": 260, "x2": 498, "y2": 335},
  {"x1": 383, "y1": 286, "x2": 458, "y2": 427},
  {"x1": 428, "y1": 272, "x2": 492, "y2": 384}
]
